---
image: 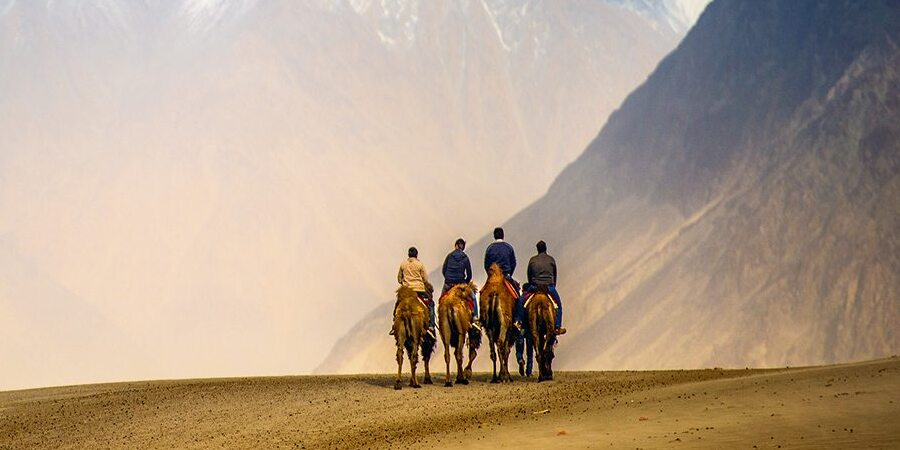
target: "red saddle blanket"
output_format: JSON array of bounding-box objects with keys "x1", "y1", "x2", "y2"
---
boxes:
[
  {"x1": 503, "y1": 279, "x2": 518, "y2": 299},
  {"x1": 439, "y1": 288, "x2": 474, "y2": 312}
]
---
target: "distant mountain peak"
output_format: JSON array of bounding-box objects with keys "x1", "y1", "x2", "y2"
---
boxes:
[{"x1": 609, "y1": 0, "x2": 710, "y2": 33}]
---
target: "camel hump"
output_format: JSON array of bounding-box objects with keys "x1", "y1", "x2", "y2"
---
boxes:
[
  {"x1": 524, "y1": 291, "x2": 555, "y2": 313},
  {"x1": 396, "y1": 285, "x2": 416, "y2": 297},
  {"x1": 488, "y1": 263, "x2": 503, "y2": 277}
]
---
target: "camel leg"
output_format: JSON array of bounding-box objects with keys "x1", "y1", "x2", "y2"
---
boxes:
[
  {"x1": 443, "y1": 340, "x2": 453, "y2": 387},
  {"x1": 489, "y1": 339, "x2": 499, "y2": 383},
  {"x1": 455, "y1": 334, "x2": 468, "y2": 385},
  {"x1": 422, "y1": 347, "x2": 433, "y2": 385},
  {"x1": 409, "y1": 340, "x2": 421, "y2": 388},
  {"x1": 395, "y1": 342, "x2": 404, "y2": 391},
  {"x1": 534, "y1": 331, "x2": 545, "y2": 382},
  {"x1": 464, "y1": 341, "x2": 476, "y2": 382},
  {"x1": 541, "y1": 341, "x2": 552, "y2": 381},
  {"x1": 497, "y1": 335, "x2": 507, "y2": 383},
  {"x1": 498, "y1": 325, "x2": 512, "y2": 383},
  {"x1": 501, "y1": 342, "x2": 513, "y2": 382},
  {"x1": 545, "y1": 332, "x2": 555, "y2": 381}
]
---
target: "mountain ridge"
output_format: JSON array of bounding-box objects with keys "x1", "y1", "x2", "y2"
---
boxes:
[{"x1": 319, "y1": 0, "x2": 900, "y2": 374}]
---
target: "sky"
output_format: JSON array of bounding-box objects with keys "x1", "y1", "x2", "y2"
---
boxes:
[{"x1": 0, "y1": 0, "x2": 709, "y2": 390}]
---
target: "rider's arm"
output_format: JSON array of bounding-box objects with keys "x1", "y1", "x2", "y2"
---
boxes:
[
  {"x1": 420, "y1": 263, "x2": 430, "y2": 285},
  {"x1": 397, "y1": 266, "x2": 404, "y2": 285},
  {"x1": 464, "y1": 256, "x2": 472, "y2": 283},
  {"x1": 552, "y1": 258, "x2": 558, "y2": 285},
  {"x1": 527, "y1": 258, "x2": 535, "y2": 285}
]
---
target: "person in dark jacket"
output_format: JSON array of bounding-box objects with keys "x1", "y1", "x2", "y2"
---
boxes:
[
  {"x1": 441, "y1": 238, "x2": 480, "y2": 329},
  {"x1": 483, "y1": 227, "x2": 520, "y2": 294},
  {"x1": 514, "y1": 240, "x2": 565, "y2": 335},
  {"x1": 485, "y1": 227, "x2": 531, "y2": 376}
]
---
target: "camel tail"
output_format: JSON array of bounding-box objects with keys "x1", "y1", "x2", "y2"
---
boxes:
[
  {"x1": 449, "y1": 306, "x2": 459, "y2": 345},
  {"x1": 403, "y1": 315, "x2": 416, "y2": 353},
  {"x1": 487, "y1": 292, "x2": 500, "y2": 337}
]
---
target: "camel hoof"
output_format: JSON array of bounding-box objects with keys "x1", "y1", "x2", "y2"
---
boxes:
[
  {"x1": 444, "y1": 381, "x2": 453, "y2": 387},
  {"x1": 394, "y1": 383, "x2": 402, "y2": 390},
  {"x1": 411, "y1": 383, "x2": 422, "y2": 389},
  {"x1": 423, "y1": 377, "x2": 433, "y2": 385},
  {"x1": 490, "y1": 377, "x2": 499, "y2": 384},
  {"x1": 457, "y1": 378, "x2": 469, "y2": 385}
]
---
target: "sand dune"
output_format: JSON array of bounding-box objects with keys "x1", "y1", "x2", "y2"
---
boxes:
[{"x1": 1, "y1": 358, "x2": 897, "y2": 449}]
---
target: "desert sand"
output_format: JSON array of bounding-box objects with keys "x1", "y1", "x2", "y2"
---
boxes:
[{"x1": 1, "y1": 357, "x2": 897, "y2": 449}]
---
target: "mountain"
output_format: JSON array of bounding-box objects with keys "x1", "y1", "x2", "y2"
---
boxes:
[
  {"x1": 0, "y1": 0, "x2": 700, "y2": 388},
  {"x1": 320, "y1": 0, "x2": 900, "y2": 373}
]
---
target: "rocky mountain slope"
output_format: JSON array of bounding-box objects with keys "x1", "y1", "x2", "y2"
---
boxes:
[
  {"x1": 0, "y1": 0, "x2": 699, "y2": 389},
  {"x1": 320, "y1": 0, "x2": 900, "y2": 373}
]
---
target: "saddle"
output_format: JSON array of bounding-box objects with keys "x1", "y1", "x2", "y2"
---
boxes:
[
  {"x1": 439, "y1": 285, "x2": 475, "y2": 313},
  {"x1": 503, "y1": 279, "x2": 518, "y2": 299},
  {"x1": 416, "y1": 292, "x2": 433, "y2": 307},
  {"x1": 523, "y1": 287, "x2": 557, "y2": 314}
]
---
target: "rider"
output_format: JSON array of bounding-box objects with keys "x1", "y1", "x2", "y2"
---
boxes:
[
  {"x1": 484, "y1": 227, "x2": 532, "y2": 376},
  {"x1": 483, "y1": 227, "x2": 520, "y2": 294},
  {"x1": 393, "y1": 246, "x2": 436, "y2": 338},
  {"x1": 441, "y1": 238, "x2": 480, "y2": 330},
  {"x1": 514, "y1": 240, "x2": 566, "y2": 335}
]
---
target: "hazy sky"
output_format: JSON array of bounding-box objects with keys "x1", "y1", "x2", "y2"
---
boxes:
[{"x1": 0, "y1": 0, "x2": 708, "y2": 390}]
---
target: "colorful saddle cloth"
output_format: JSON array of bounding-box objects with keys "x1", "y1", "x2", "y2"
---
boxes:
[
  {"x1": 503, "y1": 279, "x2": 518, "y2": 299},
  {"x1": 439, "y1": 286, "x2": 475, "y2": 312}
]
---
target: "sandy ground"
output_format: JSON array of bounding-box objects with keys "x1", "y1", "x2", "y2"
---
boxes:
[{"x1": 1, "y1": 358, "x2": 897, "y2": 449}]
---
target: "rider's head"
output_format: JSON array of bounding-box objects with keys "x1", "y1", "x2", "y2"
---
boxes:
[
  {"x1": 536, "y1": 240, "x2": 547, "y2": 253},
  {"x1": 493, "y1": 227, "x2": 504, "y2": 240},
  {"x1": 455, "y1": 238, "x2": 466, "y2": 250},
  {"x1": 408, "y1": 247, "x2": 418, "y2": 258}
]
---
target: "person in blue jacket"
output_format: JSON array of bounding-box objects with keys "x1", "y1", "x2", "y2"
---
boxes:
[
  {"x1": 483, "y1": 227, "x2": 520, "y2": 294},
  {"x1": 484, "y1": 227, "x2": 531, "y2": 375},
  {"x1": 441, "y1": 238, "x2": 480, "y2": 330}
]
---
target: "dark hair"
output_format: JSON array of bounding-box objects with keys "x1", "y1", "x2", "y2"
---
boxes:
[
  {"x1": 408, "y1": 247, "x2": 418, "y2": 258},
  {"x1": 455, "y1": 238, "x2": 466, "y2": 248},
  {"x1": 493, "y1": 227, "x2": 504, "y2": 239},
  {"x1": 536, "y1": 240, "x2": 547, "y2": 253}
]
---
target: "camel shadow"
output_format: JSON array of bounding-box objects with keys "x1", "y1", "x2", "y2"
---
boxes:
[{"x1": 366, "y1": 370, "x2": 538, "y2": 390}]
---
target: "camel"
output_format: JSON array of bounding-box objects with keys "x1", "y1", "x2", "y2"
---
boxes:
[
  {"x1": 525, "y1": 290, "x2": 558, "y2": 382},
  {"x1": 392, "y1": 286, "x2": 436, "y2": 390},
  {"x1": 438, "y1": 282, "x2": 481, "y2": 387},
  {"x1": 480, "y1": 263, "x2": 518, "y2": 383}
]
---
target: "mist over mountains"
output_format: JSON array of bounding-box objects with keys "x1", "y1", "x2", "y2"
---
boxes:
[
  {"x1": 321, "y1": 0, "x2": 900, "y2": 373},
  {"x1": 0, "y1": 0, "x2": 699, "y2": 389}
]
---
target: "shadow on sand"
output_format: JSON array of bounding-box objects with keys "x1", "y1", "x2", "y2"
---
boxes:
[{"x1": 363, "y1": 370, "x2": 540, "y2": 389}]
